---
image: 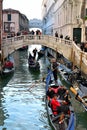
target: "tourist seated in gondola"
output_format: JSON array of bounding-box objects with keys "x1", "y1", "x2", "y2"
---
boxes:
[
  {"x1": 61, "y1": 90, "x2": 71, "y2": 105},
  {"x1": 57, "y1": 86, "x2": 67, "y2": 99},
  {"x1": 50, "y1": 94, "x2": 70, "y2": 116},
  {"x1": 51, "y1": 87, "x2": 59, "y2": 95},
  {"x1": 47, "y1": 84, "x2": 66, "y2": 98},
  {"x1": 46, "y1": 85, "x2": 70, "y2": 109},
  {"x1": 46, "y1": 86, "x2": 59, "y2": 108},
  {"x1": 3, "y1": 60, "x2": 13, "y2": 69},
  {"x1": 46, "y1": 87, "x2": 55, "y2": 100},
  {"x1": 57, "y1": 86, "x2": 71, "y2": 105},
  {"x1": 46, "y1": 83, "x2": 60, "y2": 99}
]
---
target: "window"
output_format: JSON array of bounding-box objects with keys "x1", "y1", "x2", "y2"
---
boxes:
[{"x1": 8, "y1": 14, "x2": 11, "y2": 21}]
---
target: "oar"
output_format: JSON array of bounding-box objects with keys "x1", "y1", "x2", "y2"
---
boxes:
[
  {"x1": 70, "y1": 87, "x2": 87, "y2": 107},
  {"x1": 28, "y1": 79, "x2": 45, "y2": 91},
  {"x1": 42, "y1": 65, "x2": 59, "y2": 79},
  {"x1": 28, "y1": 84, "x2": 36, "y2": 91}
]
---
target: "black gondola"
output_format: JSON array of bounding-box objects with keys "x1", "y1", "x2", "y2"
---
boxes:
[
  {"x1": 58, "y1": 63, "x2": 87, "y2": 111},
  {"x1": 28, "y1": 54, "x2": 40, "y2": 70},
  {"x1": 38, "y1": 46, "x2": 46, "y2": 58},
  {"x1": 45, "y1": 69, "x2": 76, "y2": 130}
]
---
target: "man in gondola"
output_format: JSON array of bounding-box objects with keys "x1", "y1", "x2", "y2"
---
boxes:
[
  {"x1": 33, "y1": 48, "x2": 37, "y2": 59},
  {"x1": 50, "y1": 94, "x2": 70, "y2": 116}
]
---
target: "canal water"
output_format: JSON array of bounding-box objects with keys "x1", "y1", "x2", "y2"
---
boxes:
[{"x1": 0, "y1": 45, "x2": 87, "y2": 130}]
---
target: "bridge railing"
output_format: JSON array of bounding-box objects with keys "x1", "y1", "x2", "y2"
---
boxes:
[
  {"x1": 1, "y1": 34, "x2": 87, "y2": 75},
  {"x1": 71, "y1": 42, "x2": 87, "y2": 73}
]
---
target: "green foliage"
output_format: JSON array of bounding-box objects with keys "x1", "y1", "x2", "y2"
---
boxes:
[{"x1": 84, "y1": 16, "x2": 87, "y2": 20}]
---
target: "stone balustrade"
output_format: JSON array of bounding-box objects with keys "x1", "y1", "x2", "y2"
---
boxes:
[{"x1": 1, "y1": 34, "x2": 87, "y2": 75}]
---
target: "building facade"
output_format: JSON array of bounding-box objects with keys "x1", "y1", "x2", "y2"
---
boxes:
[
  {"x1": 41, "y1": 0, "x2": 55, "y2": 35},
  {"x1": 3, "y1": 8, "x2": 29, "y2": 37},
  {"x1": 42, "y1": 0, "x2": 87, "y2": 43}
]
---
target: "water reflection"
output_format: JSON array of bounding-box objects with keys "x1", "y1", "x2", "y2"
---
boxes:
[
  {"x1": 0, "y1": 73, "x2": 14, "y2": 128},
  {"x1": 0, "y1": 45, "x2": 52, "y2": 130},
  {"x1": 0, "y1": 45, "x2": 87, "y2": 130}
]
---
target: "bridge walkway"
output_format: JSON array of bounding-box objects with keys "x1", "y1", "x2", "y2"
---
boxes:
[{"x1": 0, "y1": 35, "x2": 87, "y2": 75}]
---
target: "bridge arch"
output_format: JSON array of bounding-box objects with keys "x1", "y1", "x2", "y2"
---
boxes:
[{"x1": 1, "y1": 35, "x2": 87, "y2": 75}]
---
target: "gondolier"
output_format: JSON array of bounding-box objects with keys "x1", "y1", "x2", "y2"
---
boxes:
[
  {"x1": 33, "y1": 48, "x2": 37, "y2": 59},
  {"x1": 51, "y1": 58, "x2": 59, "y2": 84}
]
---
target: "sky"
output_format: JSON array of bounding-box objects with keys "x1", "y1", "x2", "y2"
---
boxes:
[{"x1": 3, "y1": 0, "x2": 43, "y2": 20}]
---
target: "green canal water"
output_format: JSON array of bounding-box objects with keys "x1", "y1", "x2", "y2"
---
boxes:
[{"x1": 0, "y1": 45, "x2": 87, "y2": 130}]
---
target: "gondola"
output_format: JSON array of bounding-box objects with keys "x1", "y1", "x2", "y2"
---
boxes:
[
  {"x1": 28, "y1": 61, "x2": 40, "y2": 70},
  {"x1": 58, "y1": 63, "x2": 87, "y2": 111},
  {"x1": 38, "y1": 46, "x2": 46, "y2": 58},
  {"x1": 70, "y1": 84, "x2": 87, "y2": 111},
  {"x1": 2, "y1": 56, "x2": 15, "y2": 75},
  {"x1": 2, "y1": 67, "x2": 15, "y2": 75},
  {"x1": 28, "y1": 54, "x2": 40, "y2": 70},
  {"x1": 45, "y1": 69, "x2": 76, "y2": 130},
  {"x1": 58, "y1": 63, "x2": 72, "y2": 85},
  {"x1": 38, "y1": 49, "x2": 45, "y2": 58}
]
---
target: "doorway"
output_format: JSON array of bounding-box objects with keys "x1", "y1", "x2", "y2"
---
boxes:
[{"x1": 73, "y1": 28, "x2": 81, "y2": 44}]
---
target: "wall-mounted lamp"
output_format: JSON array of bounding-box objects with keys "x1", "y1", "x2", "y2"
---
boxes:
[
  {"x1": 76, "y1": 16, "x2": 83, "y2": 26},
  {"x1": 76, "y1": 16, "x2": 80, "y2": 24}
]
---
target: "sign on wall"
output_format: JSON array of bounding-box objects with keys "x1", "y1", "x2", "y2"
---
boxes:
[{"x1": 4, "y1": 22, "x2": 15, "y2": 33}]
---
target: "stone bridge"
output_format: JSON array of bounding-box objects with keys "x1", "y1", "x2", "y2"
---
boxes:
[
  {"x1": 29, "y1": 19, "x2": 42, "y2": 29},
  {"x1": 1, "y1": 35, "x2": 87, "y2": 75}
]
